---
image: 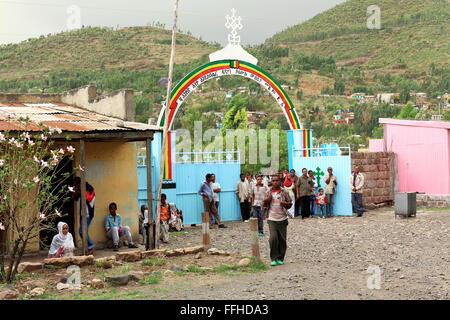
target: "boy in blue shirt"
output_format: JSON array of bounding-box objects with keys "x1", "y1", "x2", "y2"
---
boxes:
[{"x1": 105, "y1": 202, "x2": 139, "y2": 251}]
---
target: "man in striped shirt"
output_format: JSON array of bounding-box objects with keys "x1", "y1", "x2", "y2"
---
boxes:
[
  {"x1": 263, "y1": 175, "x2": 292, "y2": 266},
  {"x1": 251, "y1": 175, "x2": 269, "y2": 236}
]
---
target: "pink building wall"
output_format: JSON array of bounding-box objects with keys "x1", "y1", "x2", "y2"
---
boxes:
[
  {"x1": 377, "y1": 119, "x2": 450, "y2": 194},
  {"x1": 369, "y1": 139, "x2": 384, "y2": 152}
]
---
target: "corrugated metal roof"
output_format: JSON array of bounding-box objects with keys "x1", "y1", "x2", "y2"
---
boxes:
[{"x1": 0, "y1": 102, "x2": 162, "y2": 133}]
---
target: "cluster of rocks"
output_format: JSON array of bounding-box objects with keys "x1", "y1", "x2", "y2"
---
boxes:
[{"x1": 1, "y1": 279, "x2": 48, "y2": 299}]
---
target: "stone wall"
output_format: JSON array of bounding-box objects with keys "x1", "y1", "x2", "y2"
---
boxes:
[
  {"x1": 351, "y1": 152, "x2": 396, "y2": 207},
  {"x1": 416, "y1": 194, "x2": 450, "y2": 207}
]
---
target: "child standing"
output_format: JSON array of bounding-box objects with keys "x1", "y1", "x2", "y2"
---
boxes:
[
  {"x1": 315, "y1": 188, "x2": 328, "y2": 218},
  {"x1": 160, "y1": 194, "x2": 170, "y2": 243},
  {"x1": 251, "y1": 175, "x2": 268, "y2": 236}
]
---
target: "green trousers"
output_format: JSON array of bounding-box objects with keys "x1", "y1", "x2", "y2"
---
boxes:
[{"x1": 268, "y1": 219, "x2": 288, "y2": 262}]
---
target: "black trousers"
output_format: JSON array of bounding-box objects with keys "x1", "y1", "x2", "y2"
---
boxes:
[
  {"x1": 294, "y1": 198, "x2": 301, "y2": 217},
  {"x1": 268, "y1": 219, "x2": 288, "y2": 262},
  {"x1": 352, "y1": 193, "x2": 365, "y2": 216},
  {"x1": 240, "y1": 200, "x2": 251, "y2": 221},
  {"x1": 300, "y1": 196, "x2": 311, "y2": 218}
]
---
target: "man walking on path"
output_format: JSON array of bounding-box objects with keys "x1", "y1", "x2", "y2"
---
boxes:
[
  {"x1": 236, "y1": 173, "x2": 251, "y2": 222},
  {"x1": 263, "y1": 175, "x2": 292, "y2": 266},
  {"x1": 323, "y1": 167, "x2": 338, "y2": 216},
  {"x1": 350, "y1": 166, "x2": 365, "y2": 217},
  {"x1": 251, "y1": 175, "x2": 268, "y2": 236},
  {"x1": 296, "y1": 168, "x2": 314, "y2": 219},
  {"x1": 199, "y1": 174, "x2": 227, "y2": 228}
]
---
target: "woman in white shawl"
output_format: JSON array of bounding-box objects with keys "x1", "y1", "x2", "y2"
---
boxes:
[{"x1": 48, "y1": 222, "x2": 75, "y2": 258}]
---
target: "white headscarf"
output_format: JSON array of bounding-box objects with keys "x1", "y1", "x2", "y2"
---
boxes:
[{"x1": 49, "y1": 222, "x2": 75, "y2": 255}]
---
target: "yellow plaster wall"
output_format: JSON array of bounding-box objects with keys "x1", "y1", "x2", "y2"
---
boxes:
[{"x1": 72, "y1": 141, "x2": 139, "y2": 247}]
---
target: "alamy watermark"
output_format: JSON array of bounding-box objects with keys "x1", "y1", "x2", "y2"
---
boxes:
[
  {"x1": 67, "y1": 5, "x2": 82, "y2": 31},
  {"x1": 64, "y1": 265, "x2": 81, "y2": 290},
  {"x1": 366, "y1": 265, "x2": 382, "y2": 289},
  {"x1": 367, "y1": 5, "x2": 381, "y2": 30},
  {"x1": 175, "y1": 121, "x2": 280, "y2": 174}
]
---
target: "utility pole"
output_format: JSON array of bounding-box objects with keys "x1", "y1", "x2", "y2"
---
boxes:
[{"x1": 154, "y1": 0, "x2": 179, "y2": 248}]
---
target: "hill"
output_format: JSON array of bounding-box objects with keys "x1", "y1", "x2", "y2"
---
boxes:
[
  {"x1": 0, "y1": 26, "x2": 218, "y2": 80},
  {"x1": 265, "y1": 0, "x2": 449, "y2": 74}
]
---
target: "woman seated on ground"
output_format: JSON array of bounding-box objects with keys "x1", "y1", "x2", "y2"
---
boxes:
[
  {"x1": 168, "y1": 203, "x2": 184, "y2": 232},
  {"x1": 48, "y1": 222, "x2": 75, "y2": 258}
]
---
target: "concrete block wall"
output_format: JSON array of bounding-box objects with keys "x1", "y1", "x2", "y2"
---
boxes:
[
  {"x1": 416, "y1": 194, "x2": 450, "y2": 207},
  {"x1": 351, "y1": 152, "x2": 396, "y2": 206}
]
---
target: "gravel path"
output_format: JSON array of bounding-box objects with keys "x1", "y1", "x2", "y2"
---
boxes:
[{"x1": 158, "y1": 209, "x2": 450, "y2": 300}]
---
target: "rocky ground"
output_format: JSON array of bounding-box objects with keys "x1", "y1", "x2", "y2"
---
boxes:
[
  {"x1": 2, "y1": 208, "x2": 449, "y2": 300},
  {"x1": 158, "y1": 208, "x2": 450, "y2": 300}
]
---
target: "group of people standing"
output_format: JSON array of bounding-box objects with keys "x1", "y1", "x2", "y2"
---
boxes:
[{"x1": 236, "y1": 168, "x2": 339, "y2": 222}]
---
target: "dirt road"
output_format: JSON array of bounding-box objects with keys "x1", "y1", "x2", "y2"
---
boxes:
[{"x1": 157, "y1": 209, "x2": 450, "y2": 300}]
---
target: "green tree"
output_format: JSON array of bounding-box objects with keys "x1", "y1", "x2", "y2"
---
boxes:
[{"x1": 334, "y1": 77, "x2": 345, "y2": 95}]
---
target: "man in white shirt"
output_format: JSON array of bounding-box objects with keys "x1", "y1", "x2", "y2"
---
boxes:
[
  {"x1": 236, "y1": 173, "x2": 251, "y2": 221},
  {"x1": 210, "y1": 173, "x2": 221, "y2": 225},
  {"x1": 350, "y1": 166, "x2": 365, "y2": 217},
  {"x1": 323, "y1": 167, "x2": 338, "y2": 217}
]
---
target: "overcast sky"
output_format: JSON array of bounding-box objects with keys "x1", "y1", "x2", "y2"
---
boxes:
[{"x1": 0, "y1": 0, "x2": 346, "y2": 45}]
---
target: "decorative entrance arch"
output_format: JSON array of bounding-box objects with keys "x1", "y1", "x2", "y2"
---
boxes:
[
  {"x1": 156, "y1": 8, "x2": 304, "y2": 180},
  {"x1": 156, "y1": 59, "x2": 302, "y2": 180},
  {"x1": 157, "y1": 59, "x2": 301, "y2": 130}
]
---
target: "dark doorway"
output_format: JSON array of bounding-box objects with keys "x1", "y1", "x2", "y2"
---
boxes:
[{"x1": 40, "y1": 156, "x2": 74, "y2": 250}]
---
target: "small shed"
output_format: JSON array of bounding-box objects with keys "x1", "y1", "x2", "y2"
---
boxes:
[{"x1": 0, "y1": 86, "x2": 161, "y2": 253}]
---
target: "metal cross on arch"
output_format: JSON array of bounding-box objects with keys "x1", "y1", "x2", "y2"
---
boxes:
[{"x1": 225, "y1": 8, "x2": 243, "y2": 45}]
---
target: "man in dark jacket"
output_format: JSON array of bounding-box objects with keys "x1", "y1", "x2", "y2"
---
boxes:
[{"x1": 72, "y1": 177, "x2": 96, "y2": 254}]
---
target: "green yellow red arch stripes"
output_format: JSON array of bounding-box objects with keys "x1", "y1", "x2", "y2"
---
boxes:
[
  {"x1": 159, "y1": 59, "x2": 302, "y2": 179},
  {"x1": 158, "y1": 59, "x2": 301, "y2": 131},
  {"x1": 302, "y1": 129, "x2": 312, "y2": 157}
]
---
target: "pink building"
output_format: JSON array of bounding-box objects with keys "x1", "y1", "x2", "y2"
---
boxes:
[{"x1": 370, "y1": 118, "x2": 450, "y2": 194}]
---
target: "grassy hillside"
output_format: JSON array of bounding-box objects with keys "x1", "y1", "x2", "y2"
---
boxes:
[
  {"x1": 0, "y1": 26, "x2": 218, "y2": 80},
  {"x1": 266, "y1": 0, "x2": 449, "y2": 73}
]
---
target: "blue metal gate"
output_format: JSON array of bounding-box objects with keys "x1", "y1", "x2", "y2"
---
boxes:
[
  {"x1": 174, "y1": 152, "x2": 241, "y2": 224},
  {"x1": 137, "y1": 148, "x2": 242, "y2": 225},
  {"x1": 288, "y1": 131, "x2": 353, "y2": 216}
]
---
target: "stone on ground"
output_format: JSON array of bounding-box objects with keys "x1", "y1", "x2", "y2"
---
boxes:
[
  {"x1": 141, "y1": 249, "x2": 167, "y2": 258},
  {"x1": 43, "y1": 255, "x2": 94, "y2": 267},
  {"x1": 184, "y1": 245, "x2": 204, "y2": 255},
  {"x1": 238, "y1": 258, "x2": 251, "y2": 267},
  {"x1": 170, "y1": 264, "x2": 187, "y2": 272},
  {"x1": 29, "y1": 287, "x2": 45, "y2": 297},
  {"x1": 56, "y1": 283, "x2": 71, "y2": 290},
  {"x1": 90, "y1": 278, "x2": 104, "y2": 289},
  {"x1": 128, "y1": 271, "x2": 145, "y2": 281},
  {"x1": 194, "y1": 252, "x2": 203, "y2": 259},
  {"x1": 22, "y1": 279, "x2": 47, "y2": 290},
  {"x1": 18, "y1": 262, "x2": 43, "y2": 273},
  {"x1": 0, "y1": 288, "x2": 18, "y2": 300},
  {"x1": 115, "y1": 251, "x2": 141, "y2": 262},
  {"x1": 105, "y1": 274, "x2": 129, "y2": 286}
]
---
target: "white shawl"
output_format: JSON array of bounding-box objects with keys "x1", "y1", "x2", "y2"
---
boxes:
[{"x1": 49, "y1": 222, "x2": 75, "y2": 255}]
